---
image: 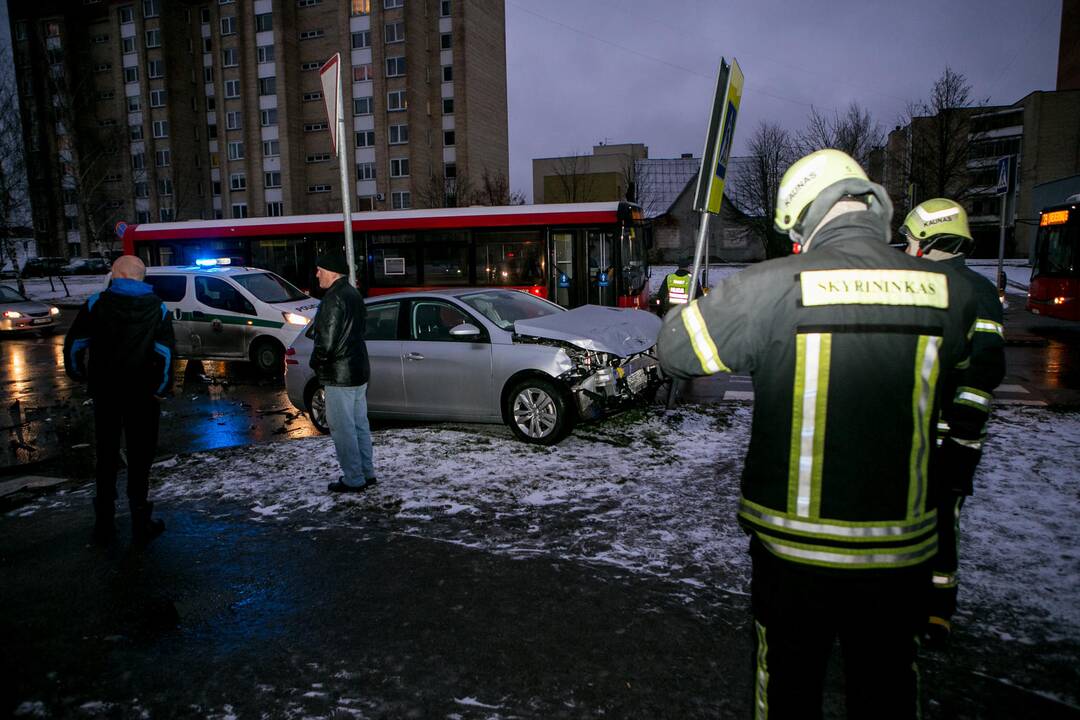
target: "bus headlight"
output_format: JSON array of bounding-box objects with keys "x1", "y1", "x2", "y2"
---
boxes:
[{"x1": 283, "y1": 312, "x2": 309, "y2": 325}]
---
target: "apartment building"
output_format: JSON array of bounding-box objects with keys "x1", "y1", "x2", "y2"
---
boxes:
[{"x1": 9, "y1": 0, "x2": 508, "y2": 258}]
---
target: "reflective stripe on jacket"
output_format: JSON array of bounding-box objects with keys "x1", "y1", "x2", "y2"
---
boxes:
[{"x1": 666, "y1": 273, "x2": 691, "y2": 305}]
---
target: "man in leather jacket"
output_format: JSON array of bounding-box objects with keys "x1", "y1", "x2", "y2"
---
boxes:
[{"x1": 308, "y1": 251, "x2": 375, "y2": 492}]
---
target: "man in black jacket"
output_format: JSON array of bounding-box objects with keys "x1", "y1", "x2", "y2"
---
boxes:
[
  {"x1": 308, "y1": 250, "x2": 375, "y2": 493},
  {"x1": 64, "y1": 255, "x2": 175, "y2": 545}
]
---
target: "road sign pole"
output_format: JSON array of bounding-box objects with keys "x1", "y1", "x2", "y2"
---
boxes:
[{"x1": 336, "y1": 69, "x2": 356, "y2": 288}]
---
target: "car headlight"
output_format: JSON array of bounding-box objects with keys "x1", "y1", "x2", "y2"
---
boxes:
[
  {"x1": 49, "y1": 307, "x2": 60, "y2": 316},
  {"x1": 3, "y1": 310, "x2": 21, "y2": 319},
  {"x1": 283, "y1": 312, "x2": 309, "y2": 326}
]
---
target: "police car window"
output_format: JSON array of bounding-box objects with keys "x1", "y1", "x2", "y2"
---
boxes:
[
  {"x1": 232, "y1": 272, "x2": 307, "y2": 304},
  {"x1": 145, "y1": 275, "x2": 186, "y2": 302},
  {"x1": 195, "y1": 276, "x2": 256, "y2": 315},
  {"x1": 364, "y1": 302, "x2": 399, "y2": 341}
]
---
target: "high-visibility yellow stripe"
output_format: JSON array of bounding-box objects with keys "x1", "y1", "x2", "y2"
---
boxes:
[
  {"x1": 788, "y1": 333, "x2": 831, "y2": 519},
  {"x1": 739, "y1": 498, "x2": 938, "y2": 540},
  {"x1": 975, "y1": 318, "x2": 1004, "y2": 337},
  {"x1": 758, "y1": 533, "x2": 937, "y2": 569},
  {"x1": 800, "y1": 269, "x2": 949, "y2": 308},
  {"x1": 909, "y1": 336, "x2": 940, "y2": 520},
  {"x1": 754, "y1": 621, "x2": 769, "y2": 720},
  {"x1": 679, "y1": 302, "x2": 729, "y2": 374},
  {"x1": 955, "y1": 387, "x2": 991, "y2": 411}
]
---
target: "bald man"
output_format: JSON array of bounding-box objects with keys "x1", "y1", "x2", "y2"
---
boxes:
[{"x1": 64, "y1": 255, "x2": 176, "y2": 546}]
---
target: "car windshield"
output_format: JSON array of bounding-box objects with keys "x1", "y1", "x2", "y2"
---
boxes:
[
  {"x1": 458, "y1": 290, "x2": 562, "y2": 331},
  {"x1": 0, "y1": 286, "x2": 28, "y2": 302},
  {"x1": 232, "y1": 272, "x2": 308, "y2": 304}
]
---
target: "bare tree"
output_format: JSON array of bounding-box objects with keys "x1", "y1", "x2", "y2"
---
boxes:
[
  {"x1": 727, "y1": 121, "x2": 797, "y2": 259},
  {"x1": 415, "y1": 168, "x2": 475, "y2": 208},
  {"x1": 473, "y1": 168, "x2": 524, "y2": 206},
  {"x1": 0, "y1": 68, "x2": 32, "y2": 293},
  {"x1": 550, "y1": 153, "x2": 596, "y2": 203},
  {"x1": 799, "y1": 102, "x2": 884, "y2": 169}
]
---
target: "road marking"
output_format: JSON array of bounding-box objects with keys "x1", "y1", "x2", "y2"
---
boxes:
[
  {"x1": 997, "y1": 384, "x2": 1029, "y2": 394},
  {"x1": 724, "y1": 391, "x2": 755, "y2": 401},
  {"x1": 996, "y1": 398, "x2": 1047, "y2": 406}
]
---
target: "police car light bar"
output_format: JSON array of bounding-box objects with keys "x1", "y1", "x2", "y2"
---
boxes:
[{"x1": 194, "y1": 257, "x2": 233, "y2": 267}]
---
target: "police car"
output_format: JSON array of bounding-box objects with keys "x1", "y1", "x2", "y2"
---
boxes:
[{"x1": 144, "y1": 260, "x2": 319, "y2": 374}]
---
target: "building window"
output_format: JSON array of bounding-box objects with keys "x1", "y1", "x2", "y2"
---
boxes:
[
  {"x1": 158, "y1": 177, "x2": 172, "y2": 195},
  {"x1": 124, "y1": 66, "x2": 139, "y2": 83},
  {"x1": 306, "y1": 153, "x2": 331, "y2": 163},
  {"x1": 353, "y1": 96, "x2": 373, "y2": 115},
  {"x1": 159, "y1": 208, "x2": 175, "y2": 221},
  {"x1": 384, "y1": 0, "x2": 403, "y2": 8},
  {"x1": 228, "y1": 141, "x2": 244, "y2": 160},
  {"x1": 384, "y1": 22, "x2": 404, "y2": 43},
  {"x1": 150, "y1": 89, "x2": 166, "y2": 107},
  {"x1": 153, "y1": 120, "x2": 169, "y2": 138},
  {"x1": 260, "y1": 108, "x2": 278, "y2": 126},
  {"x1": 356, "y1": 162, "x2": 376, "y2": 180},
  {"x1": 264, "y1": 171, "x2": 282, "y2": 188},
  {"x1": 226, "y1": 111, "x2": 242, "y2": 130},
  {"x1": 388, "y1": 124, "x2": 408, "y2": 145},
  {"x1": 207, "y1": 123, "x2": 218, "y2": 139},
  {"x1": 442, "y1": 97, "x2": 453, "y2": 114},
  {"x1": 391, "y1": 190, "x2": 410, "y2": 209},
  {"x1": 299, "y1": 29, "x2": 324, "y2": 40},
  {"x1": 220, "y1": 16, "x2": 237, "y2": 35},
  {"x1": 14, "y1": 21, "x2": 28, "y2": 40},
  {"x1": 353, "y1": 64, "x2": 373, "y2": 82},
  {"x1": 148, "y1": 59, "x2": 165, "y2": 79},
  {"x1": 257, "y1": 45, "x2": 274, "y2": 63},
  {"x1": 156, "y1": 149, "x2": 171, "y2": 167},
  {"x1": 385, "y1": 57, "x2": 405, "y2": 77},
  {"x1": 129, "y1": 124, "x2": 143, "y2": 140},
  {"x1": 442, "y1": 65, "x2": 452, "y2": 82},
  {"x1": 222, "y1": 47, "x2": 239, "y2": 67},
  {"x1": 355, "y1": 130, "x2": 375, "y2": 147},
  {"x1": 143, "y1": 0, "x2": 159, "y2": 18},
  {"x1": 439, "y1": 0, "x2": 450, "y2": 17},
  {"x1": 94, "y1": 63, "x2": 112, "y2": 73},
  {"x1": 258, "y1": 77, "x2": 276, "y2": 96},
  {"x1": 267, "y1": 201, "x2": 285, "y2": 216},
  {"x1": 263, "y1": 139, "x2": 280, "y2": 156},
  {"x1": 224, "y1": 79, "x2": 240, "y2": 98},
  {"x1": 351, "y1": 0, "x2": 370, "y2": 14},
  {"x1": 390, "y1": 157, "x2": 409, "y2": 177},
  {"x1": 200, "y1": 7, "x2": 210, "y2": 22},
  {"x1": 232, "y1": 203, "x2": 248, "y2": 218},
  {"x1": 230, "y1": 173, "x2": 246, "y2": 190},
  {"x1": 298, "y1": 0, "x2": 321, "y2": 6},
  {"x1": 444, "y1": 162, "x2": 456, "y2": 178},
  {"x1": 122, "y1": 36, "x2": 136, "y2": 53},
  {"x1": 301, "y1": 60, "x2": 322, "y2": 71},
  {"x1": 212, "y1": 180, "x2": 222, "y2": 195},
  {"x1": 304, "y1": 122, "x2": 328, "y2": 132},
  {"x1": 145, "y1": 29, "x2": 161, "y2": 47},
  {"x1": 387, "y1": 90, "x2": 406, "y2": 112},
  {"x1": 302, "y1": 91, "x2": 323, "y2": 102},
  {"x1": 308, "y1": 184, "x2": 330, "y2": 193},
  {"x1": 97, "y1": 91, "x2": 115, "y2": 101},
  {"x1": 443, "y1": 130, "x2": 455, "y2": 146},
  {"x1": 134, "y1": 181, "x2": 149, "y2": 198},
  {"x1": 440, "y1": 33, "x2": 451, "y2": 50},
  {"x1": 351, "y1": 30, "x2": 370, "y2": 49},
  {"x1": 202, "y1": 67, "x2": 213, "y2": 83},
  {"x1": 136, "y1": 210, "x2": 150, "y2": 223},
  {"x1": 219, "y1": 0, "x2": 235, "y2": 4},
  {"x1": 120, "y1": 5, "x2": 136, "y2": 23},
  {"x1": 202, "y1": 36, "x2": 212, "y2": 52},
  {"x1": 255, "y1": 13, "x2": 272, "y2": 32}
]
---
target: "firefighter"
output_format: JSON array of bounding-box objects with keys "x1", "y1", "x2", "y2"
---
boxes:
[
  {"x1": 657, "y1": 149, "x2": 978, "y2": 718},
  {"x1": 902, "y1": 198, "x2": 1006, "y2": 647},
  {"x1": 657, "y1": 257, "x2": 695, "y2": 316}
]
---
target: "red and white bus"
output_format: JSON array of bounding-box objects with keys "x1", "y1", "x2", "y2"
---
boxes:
[
  {"x1": 1029, "y1": 198, "x2": 1080, "y2": 320},
  {"x1": 120, "y1": 202, "x2": 650, "y2": 309}
]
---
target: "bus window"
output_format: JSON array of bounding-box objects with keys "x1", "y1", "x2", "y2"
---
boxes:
[
  {"x1": 620, "y1": 226, "x2": 647, "y2": 296},
  {"x1": 587, "y1": 230, "x2": 615, "y2": 305},
  {"x1": 474, "y1": 230, "x2": 543, "y2": 287},
  {"x1": 370, "y1": 234, "x2": 418, "y2": 287},
  {"x1": 250, "y1": 237, "x2": 311, "y2": 289},
  {"x1": 552, "y1": 232, "x2": 574, "y2": 307},
  {"x1": 422, "y1": 233, "x2": 469, "y2": 285}
]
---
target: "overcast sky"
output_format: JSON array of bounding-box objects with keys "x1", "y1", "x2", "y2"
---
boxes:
[{"x1": 505, "y1": 0, "x2": 1063, "y2": 201}]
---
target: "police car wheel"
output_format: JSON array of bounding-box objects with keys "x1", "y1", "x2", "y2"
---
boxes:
[
  {"x1": 505, "y1": 378, "x2": 573, "y2": 445},
  {"x1": 305, "y1": 383, "x2": 329, "y2": 434},
  {"x1": 250, "y1": 338, "x2": 284, "y2": 376}
]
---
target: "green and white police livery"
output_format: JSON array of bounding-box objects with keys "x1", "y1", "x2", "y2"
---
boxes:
[{"x1": 144, "y1": 261, "x2": 318, "y2": 374}]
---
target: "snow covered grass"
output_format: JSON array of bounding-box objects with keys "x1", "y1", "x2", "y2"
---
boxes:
[
  {"x1": 126, "y1": 402, "x2": 1080, "y2": 648},
  {"x1": 13, "y1": 276, "x2": 107, "y2": 305}
]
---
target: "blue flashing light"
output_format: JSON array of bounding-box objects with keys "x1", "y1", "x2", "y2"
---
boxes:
[{"x1": 194, "y1": 257, "x2": 232, "y2": 267}]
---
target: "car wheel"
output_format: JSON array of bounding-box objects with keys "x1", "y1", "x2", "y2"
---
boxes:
[
  {"x1": 250, "y1": 337, "x2": 284, "y2": 376},
  {"x1": 305, "y1": 382, "x2": 330, "y2": 434},
  {"x1": 505, "y1": 377, "x2": 574, "y2": 445}
]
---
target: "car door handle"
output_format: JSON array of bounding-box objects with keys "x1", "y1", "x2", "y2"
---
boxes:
[{"x1": 404, "y1": 352, "x2": 425, "y2": 361}]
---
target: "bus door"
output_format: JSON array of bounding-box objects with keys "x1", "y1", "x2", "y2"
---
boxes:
[
  {"x1": 586, "y1": 229, "x2": 616, "y2": 307},
  {"x1": 551, "y1": 231, "x2": 578, "y2": 308}
]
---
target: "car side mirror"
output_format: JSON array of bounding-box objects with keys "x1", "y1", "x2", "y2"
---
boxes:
[{"x1": 449, "y1": 322, "x2": 481, "y2": 338}]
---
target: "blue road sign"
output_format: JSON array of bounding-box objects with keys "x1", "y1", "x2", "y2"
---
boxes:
[{"x1": 994, "y1": 157, "x2": 1010, "y2": 195}]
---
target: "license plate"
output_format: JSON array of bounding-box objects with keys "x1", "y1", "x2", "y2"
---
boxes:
[
  {"x1": 626, "y1": 368, "x2": 647, "y2": 394},
  {"x1": 31, "y1": 318, "x2": 51, "y2": 325}
]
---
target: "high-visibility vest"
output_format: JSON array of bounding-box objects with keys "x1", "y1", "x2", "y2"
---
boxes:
[{"x1": 666, "y1": 273, "x2": 691, "y2": 305}]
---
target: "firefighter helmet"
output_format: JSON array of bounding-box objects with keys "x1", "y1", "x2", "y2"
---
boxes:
[
  {"x1": 774, "y1": 149, "x2": 893, "y2": 247},
  {"x1": 901, "y1": 198, "x2": 974, "y2": 256}
]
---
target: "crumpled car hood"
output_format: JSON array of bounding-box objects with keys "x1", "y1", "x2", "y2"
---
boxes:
[{"x1": 514, "y1": 304, "x2": 662, "y2": 357}]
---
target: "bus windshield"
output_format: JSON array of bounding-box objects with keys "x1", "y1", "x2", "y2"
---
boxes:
[
  {"x1": 1033, "y1": 221, "x2": 1080, "y2": 278},
  {"x1": 232, "y1": 272, "x2": 308, "y2": 304}
]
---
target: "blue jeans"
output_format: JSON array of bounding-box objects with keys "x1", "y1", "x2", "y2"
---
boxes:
[{"x1": 323, "y1": 383, "x2": 375, "y2": 486}]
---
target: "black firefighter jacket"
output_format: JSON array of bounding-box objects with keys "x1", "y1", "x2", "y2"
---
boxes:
[
  {"x1": 657, "y1": 210, "x2": 978, "y2": 573},
  {"x1": 308, "y1": 276, "x2": 370, "y2": 387}
]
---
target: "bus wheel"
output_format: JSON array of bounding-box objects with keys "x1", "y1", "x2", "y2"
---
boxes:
[
  {"x1": 250, "y1": 337, "x2": 284, "y2": 376},
  {"x1": 305, "y1": 382, "x2": 329, "y2": 434},
  {"x1": 504, "y1": 377, "x2": 574, "y2": 445}
]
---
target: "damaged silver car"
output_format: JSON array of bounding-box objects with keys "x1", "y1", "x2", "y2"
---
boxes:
[{"x1": 284, "y1": 288, "x2": 664, "y2": 444}]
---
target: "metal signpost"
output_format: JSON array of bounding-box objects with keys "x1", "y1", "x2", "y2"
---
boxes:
[
  {"x1": 320, "y1": 53, "x2": 357, "y2": 287},
  {"x1": 994, "y1": 155, "x2": 1014, "y2": 298}
]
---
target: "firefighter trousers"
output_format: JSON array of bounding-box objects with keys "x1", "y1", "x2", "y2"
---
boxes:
[
  {"x1": 928, "y1": 493, "x2": 966, "y2": 627},
  {"x1": 749, "y1": 539, "x2": 927, "y2": 720}
]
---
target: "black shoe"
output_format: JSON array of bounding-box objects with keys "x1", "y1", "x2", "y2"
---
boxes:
[
  {"x1": 327, "y1": 480, "x2": 373, "y2": 493},
  {"x1": 131, "y1": 501, "x2": 166, "y2": 546}
]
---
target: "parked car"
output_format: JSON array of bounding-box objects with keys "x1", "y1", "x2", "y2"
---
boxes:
[
  {"x1": 20, "y1": 257, "x2": 68, "y2": 278},
  {"x1": 61, "y1": 257, "x2": 111, "y2": 275},
  {"x1": 0, "y1": 285, "x2": 61, "y2": 335},
  {"x1": 284, "y1": 288, "x2": 664, "y2": 445},
  {"x1": 144, "y1": 263, "x2": 319, "y2": 374}
]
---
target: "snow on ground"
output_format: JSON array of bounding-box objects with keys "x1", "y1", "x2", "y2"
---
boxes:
[
  {"x1": 12, "y1": 276, "x2": 107, "y2": 306},
  {"x1": 19, "y1": 401, "x2": 1063, "y2": 646}
]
